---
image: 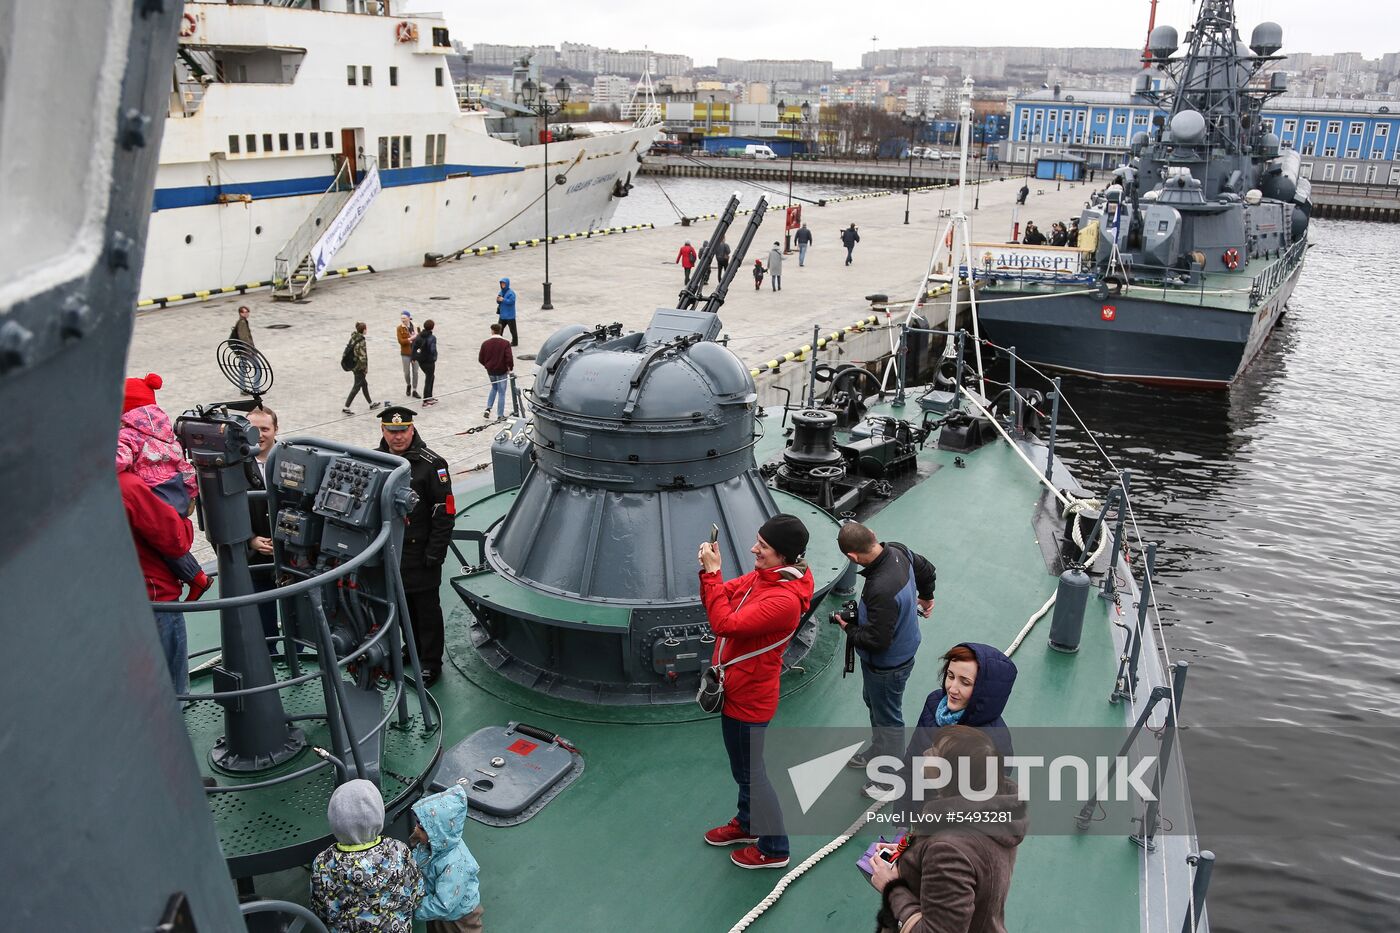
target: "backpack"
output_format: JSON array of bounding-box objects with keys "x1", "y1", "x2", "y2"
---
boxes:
[{"x1": 340, "y1": 337, "x2": 356, "y2": 372}]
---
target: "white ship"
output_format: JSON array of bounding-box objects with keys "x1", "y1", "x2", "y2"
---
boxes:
[{"x1": 144, "y1": 0, "x2": 658, "y2": 303}]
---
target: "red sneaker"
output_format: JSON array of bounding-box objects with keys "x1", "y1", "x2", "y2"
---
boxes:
[
  {"x1": 703, "y1": 818, "x2": 758, "y2": 847},
  {"x1": 185, "y1": 570, "x2": 212, "y2": 602},
  {"x1": 730, "y1": 845, "x2": 790, "y2": 870}
]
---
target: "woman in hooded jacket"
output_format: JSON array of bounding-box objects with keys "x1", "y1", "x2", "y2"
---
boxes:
[
  {"x1": 869, "y1": 725, "x2": 1028, "y2": 933},
  {"x1": 882, "y1": 643, "x2": 1017, "y2": 822}
]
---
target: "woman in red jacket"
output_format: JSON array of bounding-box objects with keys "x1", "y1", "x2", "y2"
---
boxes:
[{"x1": 699, "y1": 514, "x2": 814, "y2": 870}]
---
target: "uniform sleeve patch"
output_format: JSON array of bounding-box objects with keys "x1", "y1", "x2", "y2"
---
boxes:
[{"x1": 437, "y1": 468, "x2": 448, "y2": 483}]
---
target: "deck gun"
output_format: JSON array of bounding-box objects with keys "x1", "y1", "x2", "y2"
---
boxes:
[{"x1": 675, "y1": 193, "x2": 769, "y2": 314}]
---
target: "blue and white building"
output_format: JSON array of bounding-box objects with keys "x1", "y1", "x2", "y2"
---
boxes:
[{"x1": 1004, "y1": 88, "x2": 1400, "y2": 184}]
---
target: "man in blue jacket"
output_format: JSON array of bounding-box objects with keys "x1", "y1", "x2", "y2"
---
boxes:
[
  {"x1": 495, "y1": 277, "x2": 517, "y2": 346},
  {"x1": 832, "y1": 522, "x2": 936, "y2": 798}
]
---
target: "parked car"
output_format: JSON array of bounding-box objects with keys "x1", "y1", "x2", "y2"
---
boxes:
[{"x1": 744, "y1": 144, "x2": 778, "y2": 160}]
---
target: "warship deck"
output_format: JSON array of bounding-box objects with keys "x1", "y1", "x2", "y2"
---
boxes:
[{"x1": 188, "y1": 395, "x2": 1198, "y2": 932}]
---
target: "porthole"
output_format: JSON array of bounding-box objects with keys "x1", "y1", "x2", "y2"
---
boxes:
[
  {"x1": 315, "y1": 218, "x2": 321, "y2": 227},
  {"x1": 184, "y1": 234, "x2": 193, "y2": 244},
  {"x1": 254, "y1": 225, "x2": 263, "y2": 235},
  {"x1": 404, "y1": 205, "x2": 410, "y2": 213},
  {"x1": 445, "y1": 199, "x2": 451, "y2": 207}
]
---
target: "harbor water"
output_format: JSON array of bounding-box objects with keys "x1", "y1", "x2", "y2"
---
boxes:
[
  {"x1": 626, "y1": 179, "x2": 1398, "y2": 931},
  {"x1": 1047, "y1": 217, "x2": 1400, "y2": 933}
]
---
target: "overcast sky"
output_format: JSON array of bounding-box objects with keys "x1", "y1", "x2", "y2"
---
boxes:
[{"x1": 402, "y1": 0, "x2": 1397, "y2": 68}]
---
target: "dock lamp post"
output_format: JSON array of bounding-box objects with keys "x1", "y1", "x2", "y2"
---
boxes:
[
  {"x1": 522, "y1": 76, "x2": 571, "y2": 310},
  {"x1": 902, "y1": 108, "x2": 926, "y2": 225},
  {"x1": 782, "y1": 100, "x2": 811, "y2": 253}
]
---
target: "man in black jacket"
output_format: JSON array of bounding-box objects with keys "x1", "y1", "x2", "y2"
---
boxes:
[
  {"x1": 831, "y1": 522, "x2": 936, "y2": 798},
  {"x1": 376, "y1": 406, "x2": 454, "y2": 685}
]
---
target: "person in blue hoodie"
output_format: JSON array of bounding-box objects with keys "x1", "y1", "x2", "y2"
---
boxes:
[
  {"x1": 494, "y1": 278, "x2": 517, "y2": 347},
  {"x1": 410, "y1": 784, "x2": 483, "y2": 932},
  {"x1": 880, "y1": 642, "x2": 1017, "y2": 821}
]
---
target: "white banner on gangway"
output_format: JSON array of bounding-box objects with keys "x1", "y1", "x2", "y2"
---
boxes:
[{"x1": 310, "y1": 164, "x2": 381, "y2": 279}]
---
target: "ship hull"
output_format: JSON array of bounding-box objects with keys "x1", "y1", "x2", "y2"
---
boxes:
[
  {"x1": 977, "y1": 262, "x2": 1304, "y2": 388},
  {"x1": 139, "y1": 131, "x2": 650, "y2": 301}
]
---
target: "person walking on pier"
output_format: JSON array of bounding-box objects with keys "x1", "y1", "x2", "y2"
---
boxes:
[
  {"x1": 841, "y1": 224, "x2": 861, "y2": 266},
  {"x1": 397, "y1": 311, "x2": 421, "y2": 399},
  {"x1": 767, "y1": 242, "x2": 784, "y2": 291},
  {"x1": 676, "y1": 241, "x2": 697, "y2": 284},
  {"x1": 753, "y1": 259, "x2": 766, "y2": 290},
  {"x1": 795, "y1": 223, "x2": 813, "y2": 267},
  {"x1": 412, "y1": 319, "x2": 439, "y2": 405},
  {"x1": 1016, "y1": 181, "x2": 1030, "y2": 205},
  {"x1": 715, "y1": 237, "x2": 732, "y2": 278},
  {"x1": 478, "y1": 323, "x2": 514, "y2": 421},
  {"x1": 230, "y1": 305, "x2": 254, "y2": 348},
  {"x1": 495, "y1": 278, "x2": 518, "y2": 347},
  {"x1": 342, "y1": 322, "x2": 382, "y2": 415}
]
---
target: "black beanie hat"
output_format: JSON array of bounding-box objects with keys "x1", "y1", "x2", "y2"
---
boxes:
[{"x1": 758, "y1": 513, "x2": 810, "y2": 564}]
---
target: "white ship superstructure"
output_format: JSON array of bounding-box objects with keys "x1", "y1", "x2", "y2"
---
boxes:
[{"x1": 144, "y1": 0, "x2": 657, "y2": 301}]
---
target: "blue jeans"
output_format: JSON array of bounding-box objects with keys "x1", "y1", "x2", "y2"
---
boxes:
[
  {"x1": 155, "y1": 611, "x2": 189, "y2": 697},
  {"x1": 721, "y1": 714, "x2": 788, "y2": 858},
  {"x1": 798, "y1": 243, "x2": 808, "y2": 266},
  {"x1": 860, "y1": 657, "x2": 914, "y2": 763},
  {"x1": 485, "y1": 373, "x2": 508, "y2": 417},
  {"x1": 845, "y1": 245, "x2": 855, "y2": 265}
]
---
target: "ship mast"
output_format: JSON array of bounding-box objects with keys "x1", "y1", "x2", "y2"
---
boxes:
[{"x1": 1140, "y1": 0, "x2": 1286, "y2": 160}]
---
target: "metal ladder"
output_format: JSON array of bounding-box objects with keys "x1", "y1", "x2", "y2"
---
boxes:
[{"x1": 271, "y1": 159, "x2": 364, "y2": 301}]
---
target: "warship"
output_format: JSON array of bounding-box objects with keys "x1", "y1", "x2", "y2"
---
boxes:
[
  {"x1": 5, "y1": 3, "x2": 1213, "y2": 931},
  {"x1": 975, "y1": 0, "x2": 1311, "y2": 387}
]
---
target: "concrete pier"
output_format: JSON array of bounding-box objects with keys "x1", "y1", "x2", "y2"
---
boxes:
[{"x1": 128, "y1": 176, "x2": 1092, "y2": 507}]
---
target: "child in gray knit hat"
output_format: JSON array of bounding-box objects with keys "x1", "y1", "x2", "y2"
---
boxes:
[{"x1": 310, "y1": 779, "x2": 424, "y2": 933}]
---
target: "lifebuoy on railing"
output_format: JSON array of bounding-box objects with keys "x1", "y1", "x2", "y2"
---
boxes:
[
  {"x1": 395, "y1": 21, "x2": 419, "y2": 43},
  {"x1": 1222, "y1": 247, "x2": 1241, "y2": 270},
  {"x1": 179, "y1": 11, "x2": 197, "y2": 37}
]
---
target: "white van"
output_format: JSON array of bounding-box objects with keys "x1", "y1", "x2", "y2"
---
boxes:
[{"x1": 744, "y1": 144, "x2": 778, "y2": 160}]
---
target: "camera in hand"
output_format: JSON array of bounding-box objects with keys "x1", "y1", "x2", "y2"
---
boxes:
[{"x1": 831, "y1": 599, "x2": 858, "y2": 625}]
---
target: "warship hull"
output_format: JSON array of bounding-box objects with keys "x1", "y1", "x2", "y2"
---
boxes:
[{"x1": 978, "y1": 261, "x2": 1303, "y2": 388}]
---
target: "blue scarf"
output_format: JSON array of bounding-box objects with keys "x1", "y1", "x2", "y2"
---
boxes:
[{"x1": 934, "y1": 694, "x2": 966, "y2": 727}]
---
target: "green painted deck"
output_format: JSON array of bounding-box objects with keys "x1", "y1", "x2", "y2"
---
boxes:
[{"x1": 192, "y1": 401, "x2": 1145, "y2": 931}]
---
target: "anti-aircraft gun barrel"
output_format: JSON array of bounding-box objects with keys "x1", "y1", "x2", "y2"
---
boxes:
[
  {"x1": 677, "y1": 194, "x2": 741, "y2": 310},
  {"x1": 703, "y1": 195, "x2": 768, "y2": 315}
]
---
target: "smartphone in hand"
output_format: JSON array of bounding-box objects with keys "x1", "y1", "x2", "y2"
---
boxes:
[{"x1": 709, "y1": 523, "x2": 719, "y2": 544}]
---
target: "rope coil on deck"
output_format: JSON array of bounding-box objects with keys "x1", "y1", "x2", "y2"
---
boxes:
[{"x1": 726, "y1": 800, "x2": 889, "y2": 933}]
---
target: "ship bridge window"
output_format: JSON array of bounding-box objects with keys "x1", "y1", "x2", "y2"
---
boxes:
[
  {"x1": 390, "y1": 66, "x2": 398, "y2": 87},
  {"x1": 245, "y1": 133, "x2": 256, "y2": 153},
  {"x1": 228, "y1": 134, "x2": 240, "y2": 154},
  {"x1": 279, "y1": 133, "x2": 289, "y2": 151},
  {"x1": 325, "y1": 132, "x2": 333, "y2": 148},
  {"x1": 295, "y1": 132, "x2": 305, "y2": 151},
  {"x1": 310, "y1": 132, "x2": 319, "y2": 150},
  {"x1": 436, "y1": 67, "x2": 444, "y2": 87},
  {"x1": 432, "y1": 27, "x2": 450, "y2": 48},
  {"x1": 362, "y1": 66, "x2": 373, "y2": 86},
  {"x1": 347, "y1": 66, "x2": 357, "y2": 86},
  {"x1": 262, "y1": 133, "x2": 273, "y2": 152}
]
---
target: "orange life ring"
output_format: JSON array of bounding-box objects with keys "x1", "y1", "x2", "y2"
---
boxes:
[
  {"x1": 1222, "y1": 247, "x2": 1241, "y2": 270},
  {"x1": 179, "y1": 11, "x2": 197, "y2": 37},
  {"x1": 395, "y1": 21, "x2": 418, "y2": 43}
]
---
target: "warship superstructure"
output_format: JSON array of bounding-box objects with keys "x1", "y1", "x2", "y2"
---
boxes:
[{"x1": 976, "y1": 0, "x2": 1310, "y2": 387}]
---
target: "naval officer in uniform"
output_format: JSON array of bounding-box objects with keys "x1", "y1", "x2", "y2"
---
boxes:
[{"x1": 376, "y1": 406, "x2": 454, "y2": 685}]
